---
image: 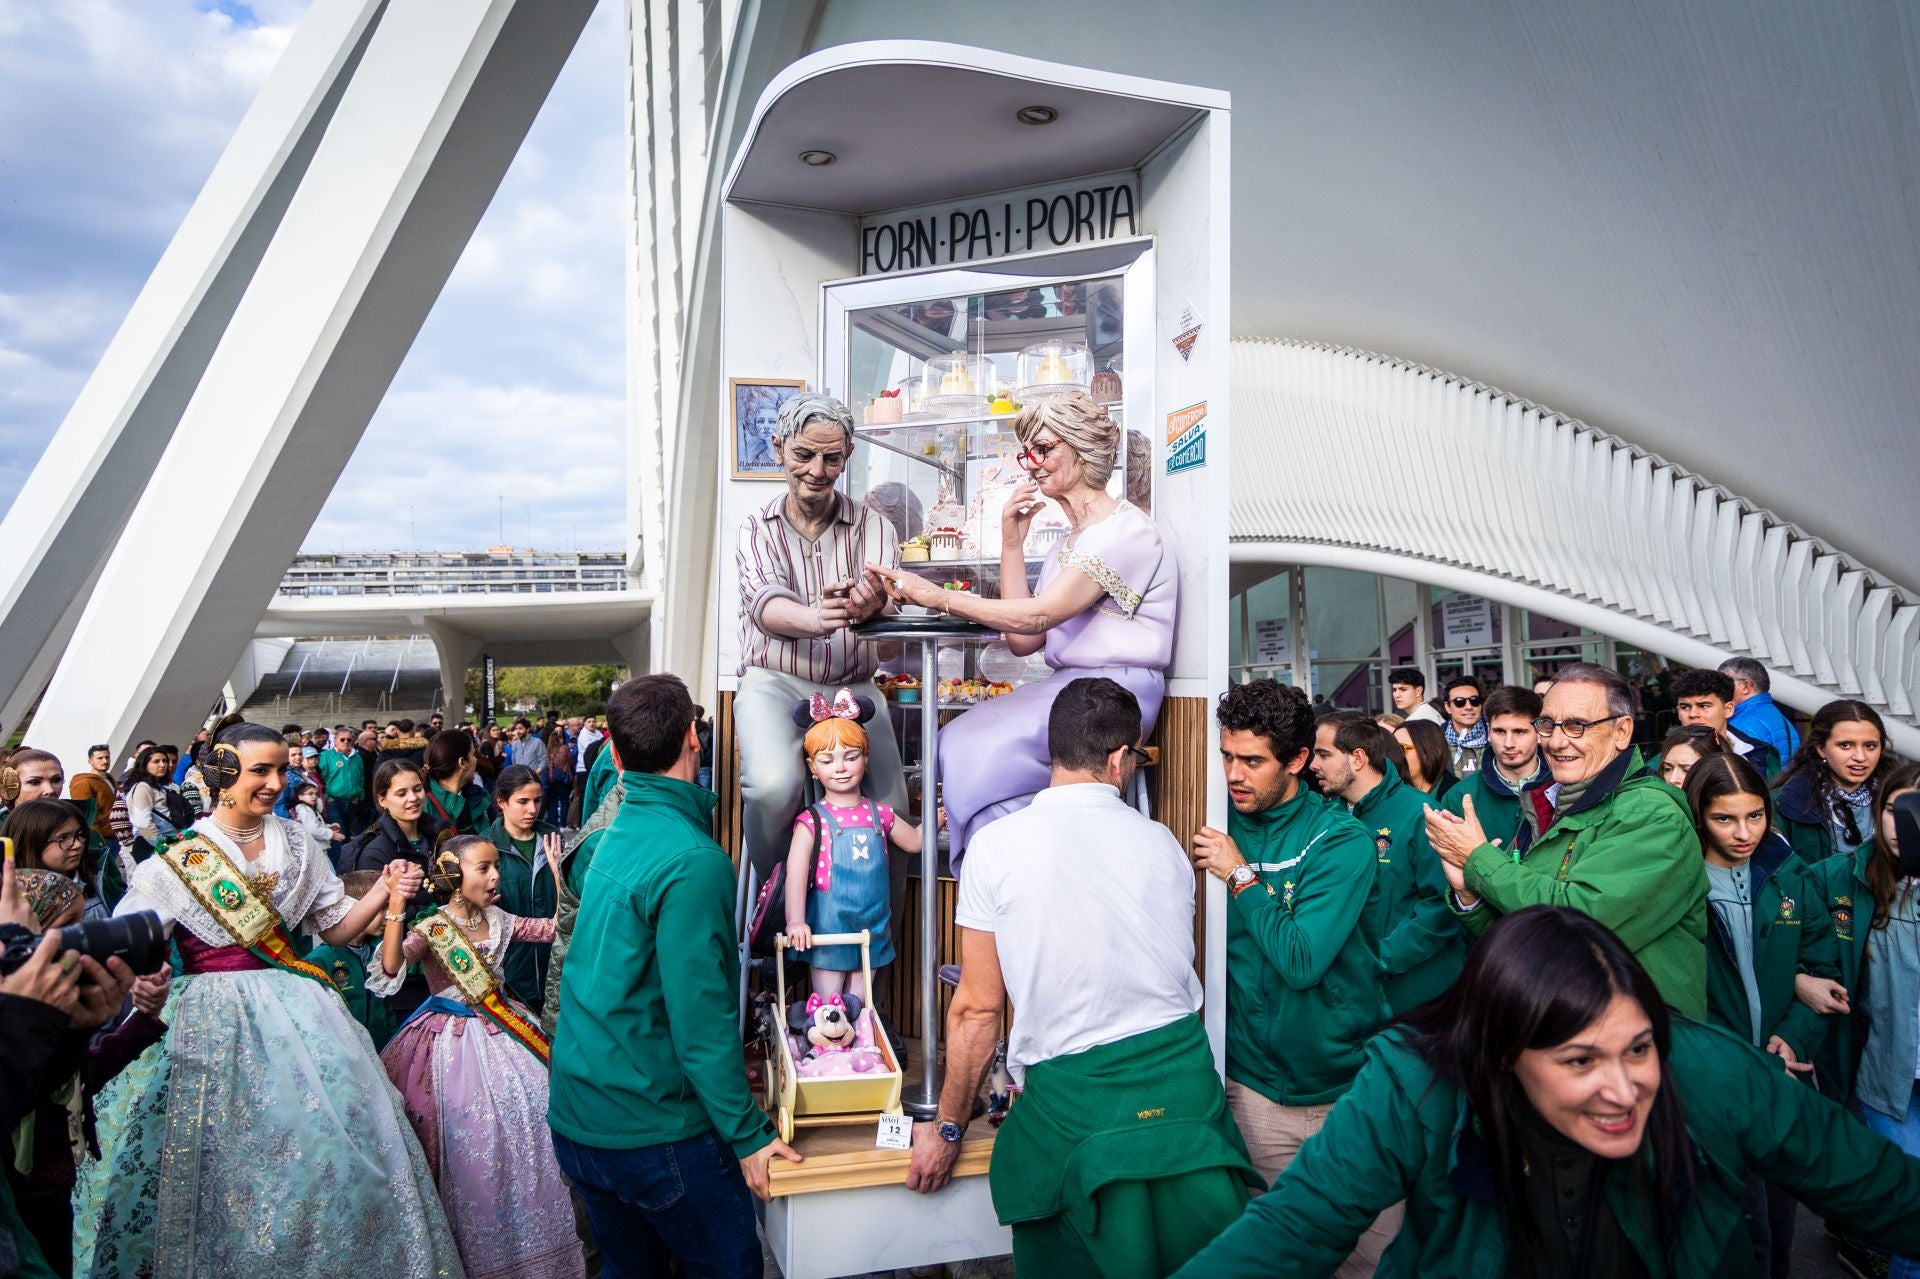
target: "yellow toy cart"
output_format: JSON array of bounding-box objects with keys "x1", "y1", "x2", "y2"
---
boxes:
[{"x1": 767, "y1": 930, "x2": 904, "y2": 1143}]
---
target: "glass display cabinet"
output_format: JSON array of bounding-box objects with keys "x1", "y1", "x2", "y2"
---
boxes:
[{"x1": 822, "y1": 243, "x2": 1155, "y2": 722}]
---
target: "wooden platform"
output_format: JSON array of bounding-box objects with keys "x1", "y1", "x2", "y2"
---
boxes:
[{"x1": 768, "y1": 1122, "x2": 996, "y2": 1198}]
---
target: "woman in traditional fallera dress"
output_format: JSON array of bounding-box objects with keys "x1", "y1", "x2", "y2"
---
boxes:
[
  {"x1": 72, "y1": 719, "x2": 465, "y2": 1278},
  {"x1": 371, "y1": 834, "x2": 584, "y2": 1279}
]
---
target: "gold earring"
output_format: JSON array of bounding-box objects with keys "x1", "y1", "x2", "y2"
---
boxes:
[{"x1": 220, "y1": 793, "x2": 235, "y2": 808}]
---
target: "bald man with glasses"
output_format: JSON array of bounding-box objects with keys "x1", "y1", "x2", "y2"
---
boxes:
[{"x1": 1425, "y1": 661, "x2": 1708, "y2": 1018}]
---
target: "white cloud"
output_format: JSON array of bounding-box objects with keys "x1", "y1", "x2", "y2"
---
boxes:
[{"x1": 0, "y1": 0, "x2": 629, "y2": 555}]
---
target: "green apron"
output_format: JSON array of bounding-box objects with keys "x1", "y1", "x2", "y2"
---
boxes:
[{"x1": 991, "y1": 1014, "x2": 1261, "y2": 1278}]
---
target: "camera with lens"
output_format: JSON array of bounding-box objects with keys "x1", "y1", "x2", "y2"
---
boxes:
[{"x1": 0, "y1": 911, "x2": 171, "y2": 978}]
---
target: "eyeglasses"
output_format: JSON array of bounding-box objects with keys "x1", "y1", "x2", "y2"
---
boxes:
[
  {"x1": 1532, "y1": 713, "x2": 1628, "y2": 740},
  {"x1": 1019, "y1": 438, "x2": 1065, "y2": 469},
  {"x1": 1111, "y1": 743, "x2": 1151, "y2": 766},
  {"x1": 50, "y1": 830, "x2": 87, "y2": 848},
  {"x1": 1449, "y1": 696, "x2": 1483, "y2": 708}
]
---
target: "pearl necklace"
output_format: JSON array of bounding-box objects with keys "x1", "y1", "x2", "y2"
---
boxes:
[{"x1": 213, "y1": 816, "x2": 266, "y2": 843}]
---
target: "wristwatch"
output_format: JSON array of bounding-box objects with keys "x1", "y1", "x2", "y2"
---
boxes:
[
  {"x1": 938, "y1": 1120, "x2": 966, "y2": 1144},
  {"x1": 1228, "y1": 865, "x2": 1257, "y2": 898}
]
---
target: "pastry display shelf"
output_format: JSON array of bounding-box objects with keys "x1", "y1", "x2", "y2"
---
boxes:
[{"x1": 857, "y1": 402, "x2": 1124, "y2": 435}]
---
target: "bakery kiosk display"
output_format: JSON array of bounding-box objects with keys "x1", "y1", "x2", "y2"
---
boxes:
[{"x1": 712, "y1": 42, "x2": 1231, "y2": 1278}]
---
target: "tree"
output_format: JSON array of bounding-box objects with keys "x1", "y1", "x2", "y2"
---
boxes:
[{"x1": 463, "y1": 663, "x2": 625, "y2": 720}]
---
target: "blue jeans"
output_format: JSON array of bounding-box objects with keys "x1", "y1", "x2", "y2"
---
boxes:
[
  {"x1": 1861, "y1": 1083, "x2": 1920, "y2": 1279},
  {"x1": 550, "y1": 1130, "x2": 760, "y2": 1279}
]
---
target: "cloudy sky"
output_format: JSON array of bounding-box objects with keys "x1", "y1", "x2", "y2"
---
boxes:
[{"x1": 0, "y1": 0, "x2": 627, "y2": 552}]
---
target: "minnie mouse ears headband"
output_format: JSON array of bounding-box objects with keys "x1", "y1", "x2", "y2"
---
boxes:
[{"x1": 789, "y1": 687, "x2": 877, "y2": 730}]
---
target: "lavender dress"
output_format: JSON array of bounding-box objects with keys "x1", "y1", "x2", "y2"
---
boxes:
[
  {"x1": 940, "y1": 501, "x2": 1176, "y2": 865},
  {"x1": 372, "y1": 909, "x2": 584, "y2": 1279}
]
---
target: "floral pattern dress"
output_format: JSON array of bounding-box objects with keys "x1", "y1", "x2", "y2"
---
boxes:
[
  {"x1": 372, "y1": 909, "x2": 584, "y2": 1279},
  {"x1": 72, "y1": 818, "x2": 465, "y2": 1278}
]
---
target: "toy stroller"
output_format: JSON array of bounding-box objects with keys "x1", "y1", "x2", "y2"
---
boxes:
[{"x1": 764, "y1": 929, "x2": 903, "y2": 1144}]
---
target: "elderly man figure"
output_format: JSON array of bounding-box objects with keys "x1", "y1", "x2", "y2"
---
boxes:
[
  {"x1": 1427, "y1": 662, "x2": 1708, "y2": 1017},
  {"x1": 906, "y1": 678, "x2": 1259, "y2": 1277},
  {"x1": 734, "y1": 392, "x2": 906, "y2": 877}
]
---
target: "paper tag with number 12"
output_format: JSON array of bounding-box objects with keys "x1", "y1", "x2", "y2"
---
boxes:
[{"x1": 875, "y1": 1112, "x2": 912, "y2": 1150}]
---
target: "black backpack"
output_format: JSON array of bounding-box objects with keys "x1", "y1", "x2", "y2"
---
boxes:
[{"x1": 161, "y1": 786, "x2": 196, "y2": 831}]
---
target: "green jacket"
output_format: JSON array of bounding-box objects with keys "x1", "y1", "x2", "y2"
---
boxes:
[
  {"x1": 581, "y1": 745, "x2": 619, "y2": 826},
  {"x1": 1702, "y1": 834, "x2": 1840, "y2": 1061},
  {"x1": 990, "y1": 1014, "x2": 1259, "y2": 1272},
  {"x1": 1455, "y1": 749, "x2": 1709, "y2": 1019},
  {"x1": 426, "y1": 777, "x2": 489, "y2": 836},
  {"x1": 307, "y1": 941, "x2": 395, "y2": 1050},
  {"x1": 1352, "y1": 764, "x2": 1465, "y2": 1013},
  {"x1": 1441, "y1": 749, "x2": 1544, "y2": 851},
  {"x1": 1226, "y1": 784, "x2": 1388, "y2": 1106},
  {"x1": 318, "y1": 747, "x2": 365, "y2": 803},
  {"x1": 540, "y1": 776, "x2": 623, "y2": 1039},
  {"x1": 1173, "y1": 1021, "x2": 1920, "y2": 1279},
  {"x1": 485, "y1": 816, "x2": 558, "y2": 1007},
  {"x1": 548, "y1": 772, "x2": 774, "y2": 1158},
  {"x1": 1807, "y1": 842, "x2": 1875, "y2": 1102}
]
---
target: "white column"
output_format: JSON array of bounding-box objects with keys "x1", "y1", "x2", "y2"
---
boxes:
[
  {"x1": 30, "y1": 0, "x2": 598, "y2": 765},
  {"x1": 0, "y1": 0, "x2": 386, "y2": 736}
]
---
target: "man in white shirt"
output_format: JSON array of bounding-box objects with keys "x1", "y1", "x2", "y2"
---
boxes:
[
  {"x1": 1389, "y1": 667, "x2": 1443, "y2": 725},
  {"x1": 905, "y1": 677, "x2": 1258, "y2": 1275}
]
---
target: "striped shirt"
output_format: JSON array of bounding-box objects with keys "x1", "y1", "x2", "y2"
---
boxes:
[{"x1": 736, "y1": 492, "x2": 900, "y2": 683}]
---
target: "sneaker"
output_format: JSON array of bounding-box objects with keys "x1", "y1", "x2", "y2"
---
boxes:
[{"x1": 1833, "y1": 1235, "x2": 1890, "y2": 1279}]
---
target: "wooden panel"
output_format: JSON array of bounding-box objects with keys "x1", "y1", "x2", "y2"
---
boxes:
[
  {"x1": 715, "y1": 689, "x2": 741, "y2": 863},
  {"x1": 1149, "y1": 695, "x2": 1212, "y2": 973},
  {"x1": 877, "y1": 872, "x2": 963, "y2": 1034},
  {"x1": 769, "y1": 1123, "x2": 994, "y2": 1197}
]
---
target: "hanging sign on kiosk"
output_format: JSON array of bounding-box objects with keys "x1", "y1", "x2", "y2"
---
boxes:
[{"x1": 859, "y1": 172, "x2": 1139, "y2": 275}]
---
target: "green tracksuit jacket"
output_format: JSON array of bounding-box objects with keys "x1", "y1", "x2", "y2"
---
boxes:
[
  {"x1": 1807, "y1": 842, "x2": 1875, "y2": 1102},
  {"x1": 1702, "y1": 833, "x2": 1840, "y2": 1062},
  {"x1": 1454, "y1": 749, "x2": 1709, "y2": 1019},
  {"x1": 1225, "y1": 784, "x2": 1388, "y2": 1107},
  {"x1": 1173, "y1": 1021, "x2": 1920, "y2": 1278},
  {"x1": 548, "y1": 772, "x2": 775, "y2": 1158},
  {"x1": 486, "y1": 815, "x2": 559, "y2": 1008},
  {"x1": 1352, "y1": 764, "x2": 1465, "y2": 1013},
  {"x1": 1440, "y1": 749, "x2": 1545, "y2": 853}
]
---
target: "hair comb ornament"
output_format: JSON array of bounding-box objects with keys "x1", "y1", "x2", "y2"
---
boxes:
[{"x1": 0, "y1": 766, "x2": 17, "y2": 808}]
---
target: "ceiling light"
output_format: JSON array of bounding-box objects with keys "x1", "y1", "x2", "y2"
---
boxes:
[
  {"x1": 799, "y1": 149, "x2": 836, "y2": 167},
  {"x1": 1016, "y1": 105, "x2": 1058, "y2": 126}
]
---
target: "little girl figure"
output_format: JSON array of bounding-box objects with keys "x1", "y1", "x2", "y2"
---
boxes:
[{"x1": 782, "y1": 690, "x2": 935, "y2": 1002}]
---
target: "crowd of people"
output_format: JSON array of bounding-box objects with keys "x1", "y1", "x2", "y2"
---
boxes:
[{"x1": 1, "y1": 384, "x2": 1918, "y2": 1279}]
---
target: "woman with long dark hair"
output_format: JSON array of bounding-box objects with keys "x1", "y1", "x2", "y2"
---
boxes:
[
  {"x1": 118, "y1": 744, "x2": 175, "y2": 859},
  {"x1": 337, "y1": 758, "x2": 445, "y2": 876},
  {"x1": 73, "y1": 717, "x2": 461, "y2": 1274},
  {"x1": 1, "y1": 797, "x2": 107, "y2": 922},
  {"x1": 1684, "y1": 753, "x2": 1842, "y2": 1277},
  {"x1": 422, "y1": 728, "x2": 489, "y2": 837},
  {"x1": 1844, "y1": 762, "x2": 1920, "y2": 1279},
  {"x1": 1172, "y1": 906, "x2": 1920, "y2": 1277},
  {"x1": 1774, "y1": 700, "x2": 1892, "y2": 863},
  {"x1": 1393, "y1": 719, "x2": 1455, "y2": 799}
]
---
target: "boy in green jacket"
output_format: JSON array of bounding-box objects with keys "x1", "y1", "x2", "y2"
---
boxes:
[
  {"x1": 547, "y1": 675, "x2": 799, "y2": 1271},
  {"x1": 1440, "y1": 684, "x2": 1547, "y2": 848},
  {"x1": 304, "y1": 869, "x2": 397, "y2": 1049},
  {"x1": 1310, "y1": 712, "x2": 1464, "y2": 1014},
  {"x1": 1193, "y1": 680, "x2": 1400, "y2": 1269},
  {"x1": 1428, "y1": 664, "x2": 1709, "y2": 1018}
]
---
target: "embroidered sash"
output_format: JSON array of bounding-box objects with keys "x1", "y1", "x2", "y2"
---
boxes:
[
  {"x1": 159, "y1": 834, "x2": 336, "y2": 989},
  {"x1": 412, "y1": 909, "x2": 551, "y2": 1064}
]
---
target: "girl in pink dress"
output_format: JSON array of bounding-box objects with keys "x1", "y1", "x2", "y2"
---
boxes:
[{"x1": 373, "y1": 834, "x2": 584, "y2": 1279}]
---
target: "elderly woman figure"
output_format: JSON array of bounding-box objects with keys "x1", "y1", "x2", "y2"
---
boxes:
[
  {"x1": 734, "y1": 392, "x2": 908, "y2": 877},
  {"x1": 868, "y1": 391, "x2": 1176, "y2": 866}
]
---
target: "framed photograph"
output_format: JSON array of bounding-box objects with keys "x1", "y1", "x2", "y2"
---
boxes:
[{"x1": 730, "y1": 377, "x2": 807, "y2": 480}]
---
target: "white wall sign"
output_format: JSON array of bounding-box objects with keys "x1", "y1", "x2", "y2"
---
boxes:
[
  {"x1": 859, "y1": 173, "x2": 1138, "y2": 275},
  {"x1": 1253, "y1": 616, "x2": 1290, "y2": 664},
  {"x1": 1441, "y1": 594, "x2": 1495, "y2": 648}
]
